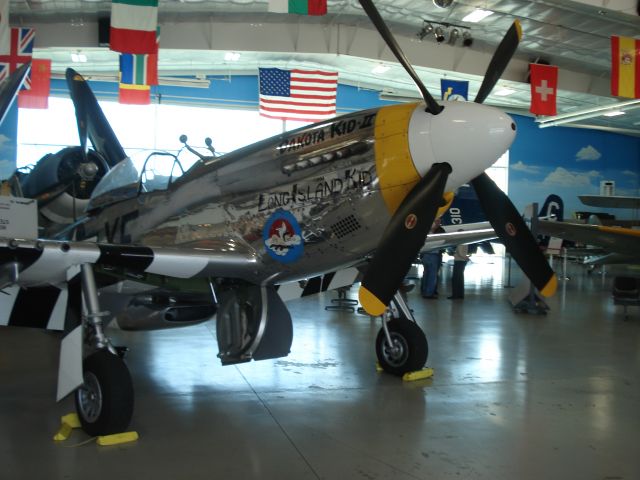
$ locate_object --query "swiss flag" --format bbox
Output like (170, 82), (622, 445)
(529, 64), (558, 116)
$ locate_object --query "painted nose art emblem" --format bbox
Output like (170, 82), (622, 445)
(505, 222), (517, 236)
(263, 210), (304, 263)
(405, 214), (418, 230)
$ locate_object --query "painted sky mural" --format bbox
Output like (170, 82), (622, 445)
(0, 102), (18, 180)
(509, 115), (640, 220)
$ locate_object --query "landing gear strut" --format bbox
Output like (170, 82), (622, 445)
(375, 292), (428, 376)
(74, 264), (134, 436)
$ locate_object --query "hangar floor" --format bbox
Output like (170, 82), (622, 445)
(1, 258), (639, 480)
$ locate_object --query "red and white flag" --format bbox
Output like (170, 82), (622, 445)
(529, 64), (558, 116)
(110, 0), (158, 54)
(259, 68), (338, 122)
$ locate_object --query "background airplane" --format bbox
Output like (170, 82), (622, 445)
(0, 0), (556, 437)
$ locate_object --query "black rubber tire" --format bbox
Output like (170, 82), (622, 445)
(74, 350), (134, 437)
(375, 319), (428, 376)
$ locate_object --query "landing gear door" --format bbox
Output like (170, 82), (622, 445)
(216, 285), (293, 365)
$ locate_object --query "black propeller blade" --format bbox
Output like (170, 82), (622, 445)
(474, 20), (522, 104)
(470, 172), (556, 296)
(359, 163), (452, 316)
(66, 68), (127, 168)
(467, 20), (555, 295)
(358, 0), (442, 114)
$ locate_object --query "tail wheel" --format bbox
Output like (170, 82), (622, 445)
(375, 319), (428, 376)
(75, 349), (134, 436)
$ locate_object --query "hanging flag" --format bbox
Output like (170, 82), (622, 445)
(117, 26), (158, 105)
(440, 79), (469, 101)
(119, 84), (151, 105)
(259, 68), (337, 122)
(0, 0), (9, 58)
(110, 0), (158, 54)
(18, 58), (50, 109)
(611, 35), (640, 99)
(529, 63), (558, 116)
(0, 28), (35, 83)
(119, 53), (157, 86)
(268, 0), (327, 15)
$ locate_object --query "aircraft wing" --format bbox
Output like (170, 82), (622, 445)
(578, 195), (640, 209)
(421, 222), (497, 252)
(0, 238), (259, 288)
(538, 220), (640, 257)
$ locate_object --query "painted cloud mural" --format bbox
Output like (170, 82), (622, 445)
(508, 115), (640, 219)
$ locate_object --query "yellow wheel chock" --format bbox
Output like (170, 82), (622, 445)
(375, 363), (435, 381)
(53, 413), (139, 445)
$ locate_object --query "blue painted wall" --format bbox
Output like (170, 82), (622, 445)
(0, 101), (18, 178)
(50, 75), (397, 112)
(509, 114), (640, 219)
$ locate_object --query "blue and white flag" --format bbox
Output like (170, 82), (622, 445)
(440, 79), (468, 101)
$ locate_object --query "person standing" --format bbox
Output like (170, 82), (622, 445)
(448, 243), (470, 300)
(420, 219), (444, 299)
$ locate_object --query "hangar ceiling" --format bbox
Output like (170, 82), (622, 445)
(9, 0), (640, 135)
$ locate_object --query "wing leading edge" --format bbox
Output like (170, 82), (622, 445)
(538, 220), (640, 258)
(0, 238), (259, 287)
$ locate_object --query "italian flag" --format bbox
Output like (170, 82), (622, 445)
(110, 0), (158, 55)
(268, 0), (327, 15)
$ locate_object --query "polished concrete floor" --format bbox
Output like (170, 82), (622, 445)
(1, 257), (639, 479)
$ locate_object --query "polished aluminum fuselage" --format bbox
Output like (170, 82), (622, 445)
(80, 108), (387, 285)
(77, 100), (515, 286)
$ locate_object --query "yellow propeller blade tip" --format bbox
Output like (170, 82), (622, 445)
(514, 19), (523, 41)
(359, 286), (387, 316)
(540, 274), (557, 297)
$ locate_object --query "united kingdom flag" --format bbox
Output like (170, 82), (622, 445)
(0, 28), (35, 85)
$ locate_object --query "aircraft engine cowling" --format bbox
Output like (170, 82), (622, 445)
(18, 146), (109, 225)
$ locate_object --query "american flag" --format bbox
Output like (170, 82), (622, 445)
(259, 68), (338, 122)
(0, 28), (35, 84)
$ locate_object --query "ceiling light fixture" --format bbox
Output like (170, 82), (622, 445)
(435, 26), (445, 43)
(417, 22), (434, 41)
(536, 99), (640, 128)
(433, 0), (454, 8)
(462, 30), (473, 47)
(224, 52), (241, 61)
(71, 51), (87, 63)
(448, 28), (459, 45)
(494, 88), (516, 96)
(372, 64), (390, 74)
(462, 9), (494, 23)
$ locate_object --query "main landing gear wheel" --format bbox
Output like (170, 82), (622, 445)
(74, 349), (134, 436)
(375, 319), (428, 376)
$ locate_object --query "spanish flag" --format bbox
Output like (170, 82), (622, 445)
(611, 35), (640, 99)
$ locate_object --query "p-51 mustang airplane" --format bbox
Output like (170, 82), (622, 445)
(0, 0), (556, 436)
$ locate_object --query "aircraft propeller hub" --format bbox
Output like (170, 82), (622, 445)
(407, 102), (516, 191)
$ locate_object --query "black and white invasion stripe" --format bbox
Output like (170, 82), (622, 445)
(276, 267), (361, 302)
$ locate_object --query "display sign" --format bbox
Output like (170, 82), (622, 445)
(0, 196), (37, 239)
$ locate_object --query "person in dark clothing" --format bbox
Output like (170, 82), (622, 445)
(420, 219), (445, 299)
(448, 243), (469, 299)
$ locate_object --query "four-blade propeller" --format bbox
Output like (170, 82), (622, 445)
(358, 1), (556, 316)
